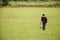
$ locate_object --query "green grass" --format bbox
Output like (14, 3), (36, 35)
(0, 7), (60, 40)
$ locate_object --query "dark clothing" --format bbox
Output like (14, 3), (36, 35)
(42, 23), (46, 30)
(41, 16), (47, 23)
(41, 16), (47, 30)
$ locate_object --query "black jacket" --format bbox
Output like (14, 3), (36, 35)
(41, 16), (47, 23)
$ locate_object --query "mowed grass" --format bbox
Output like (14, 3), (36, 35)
(0, 7), (60, 40)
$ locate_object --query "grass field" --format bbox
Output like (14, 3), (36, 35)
(0, 7), (60, 40)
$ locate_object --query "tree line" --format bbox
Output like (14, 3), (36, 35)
(0, 0), (60, 6)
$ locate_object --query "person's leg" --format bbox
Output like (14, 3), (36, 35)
(43, 24), (45, 30)
(43, 23), (46, 30)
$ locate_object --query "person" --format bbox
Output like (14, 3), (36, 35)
(41, 14), (47, 30)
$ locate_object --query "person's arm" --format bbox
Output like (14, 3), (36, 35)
(46, 17), (47, 23)
(41, 17), (42, 21)
(40, 17), (42, 25)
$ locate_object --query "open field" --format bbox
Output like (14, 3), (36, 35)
(0, 7), (60, 40)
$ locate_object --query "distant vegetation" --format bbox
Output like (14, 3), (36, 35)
(0, 0), (60, 7)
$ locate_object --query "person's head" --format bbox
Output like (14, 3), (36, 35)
(42, 14), (45, 16)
